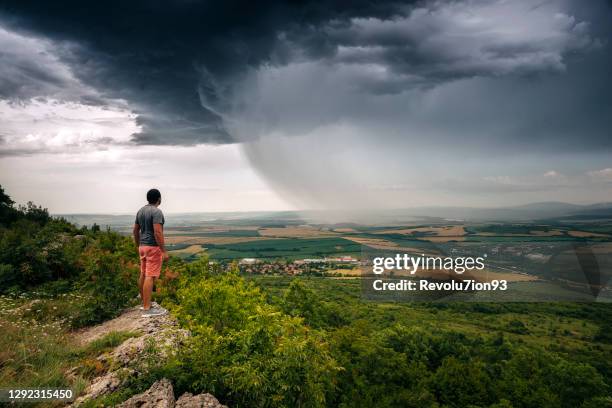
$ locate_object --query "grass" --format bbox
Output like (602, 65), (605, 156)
(82, 330), (140, 355)
(0, 292), (140, 406)
(0, 317), (76, 388)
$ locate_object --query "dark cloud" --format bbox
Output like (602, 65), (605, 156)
(277, 0), (603, 89)
(0, 24), (87, 101)
(0, 1), (611, 158)
(0, 0), (408, 144)
(1, 1), (610, 148)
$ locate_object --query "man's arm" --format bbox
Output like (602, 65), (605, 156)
(133, 223), (140, 248)
(153, 223), (169, 260)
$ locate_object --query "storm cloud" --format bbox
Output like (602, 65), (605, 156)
(2, 0), (608, 145)
(0, 0), (611, 211)
(0, 0), (409, 144)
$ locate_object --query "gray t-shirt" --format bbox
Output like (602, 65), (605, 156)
(135, 204), (165, 246)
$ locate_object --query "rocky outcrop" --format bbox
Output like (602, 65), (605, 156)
(114, 379), (227, 408)
(97, 326), (189, 368)
(117, 379), (174, 408)
(175, 392), (227, 408)
(69, 305), (189, 406)
(76, 371), (123, 402)
(68, 306), (226, 407)
(73, 305), (178, 346)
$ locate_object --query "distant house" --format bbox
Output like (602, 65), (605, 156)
(301, 258), (326, 264)
(295, 256), (359, 265)
(324, 256), (359, 264)
(239, 258), (258, 265)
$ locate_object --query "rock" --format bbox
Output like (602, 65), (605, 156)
(68, 306), (204, 407)
(97, 327), (190, 369)
(87, 372), (122, 397)
(176, 392), (228, 408)
(73, 305), (178, 346)
(70, 306), (190, 406)
(71, 371), (122, 405)
(116, 379), (174, 408)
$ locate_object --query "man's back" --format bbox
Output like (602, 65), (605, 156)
(135, 204), (165, 246)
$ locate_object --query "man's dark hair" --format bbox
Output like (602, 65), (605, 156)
(146, 188), (161, 204)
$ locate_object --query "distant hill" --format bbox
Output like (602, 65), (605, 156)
(393, 202), (612, 222)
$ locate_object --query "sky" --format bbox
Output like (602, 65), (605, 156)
(0, 0), (611, 214)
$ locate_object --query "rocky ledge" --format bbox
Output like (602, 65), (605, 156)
(117, 379), (227, 408)
(67, 305), (225, 407)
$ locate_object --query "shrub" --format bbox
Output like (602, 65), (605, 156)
(164, 261), (341, 407)
(71, 239), (139, 328)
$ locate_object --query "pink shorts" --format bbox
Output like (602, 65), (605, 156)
(139, 246), (163, 278)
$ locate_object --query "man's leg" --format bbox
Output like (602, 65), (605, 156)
(142, 246), (162, 310)
(143, 276), (155, 310)
(138, 246), (146, 304)
(139, 272), (145, 303)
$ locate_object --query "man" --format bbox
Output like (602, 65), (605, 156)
(133, 188), (169, 317)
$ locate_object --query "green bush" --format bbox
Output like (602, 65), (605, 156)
(0, 209), (87, 290)
(70, 236), (139, 328)
(0, 185), (141, 327)
(161, 259), (341, 407)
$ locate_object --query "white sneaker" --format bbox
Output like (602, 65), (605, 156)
(139, 301), (159, 310)
(141, 308), (167, 318)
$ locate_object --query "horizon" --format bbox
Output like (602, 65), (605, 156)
(45, 200), (612, 227)
(50, 200), (612, 217)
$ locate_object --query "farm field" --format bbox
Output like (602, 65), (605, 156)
(205, 237), (362, 260)
(163, 219), (612, 270)
(161, 217), (612, 304)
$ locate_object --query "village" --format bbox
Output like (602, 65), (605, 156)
(235, 256), (361, 276)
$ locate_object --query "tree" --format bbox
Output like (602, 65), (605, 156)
(0, 184), (18, 225)
(0, 185), (14, 207)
